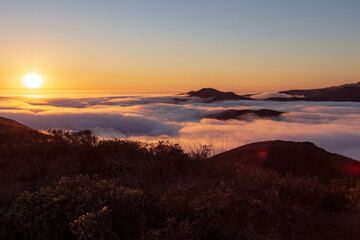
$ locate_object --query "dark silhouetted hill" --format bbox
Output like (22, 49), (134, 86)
(189, 83), (360, 102)
(309, 86), (360, 102)
(281, 88), (335, 98)
(204, 109), (284, 120)
(187, 88), (250, 102)
(210, 140), (360, 180)
(279, 82), (360, 101)
(265, 97), (305, 101)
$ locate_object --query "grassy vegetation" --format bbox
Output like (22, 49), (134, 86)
(1, 129), (360, 239)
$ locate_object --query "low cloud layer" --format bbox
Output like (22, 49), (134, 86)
(0, 111), (180, 138)
(250, 92), (299, 99)
(1, 94), (360, 159)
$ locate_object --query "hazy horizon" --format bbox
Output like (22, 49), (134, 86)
(1, 79), (360, 97)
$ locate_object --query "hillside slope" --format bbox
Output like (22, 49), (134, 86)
(280, 82), (360, 98)
(309, 86), (360, 102)
(210, 140), (360, 180)
(0, 116), (33, 132)
(1, 117), (360, 239)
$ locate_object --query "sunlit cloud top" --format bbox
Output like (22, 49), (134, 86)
(1, 94), (360, 159)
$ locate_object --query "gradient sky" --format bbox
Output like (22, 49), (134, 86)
(1, 0), (359, 92)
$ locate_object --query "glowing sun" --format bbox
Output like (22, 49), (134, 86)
(23, 73), (44, 89)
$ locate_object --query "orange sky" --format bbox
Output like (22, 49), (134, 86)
(1, 1), (359, 93)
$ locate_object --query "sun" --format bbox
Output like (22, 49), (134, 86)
(23, 73), (44, 89)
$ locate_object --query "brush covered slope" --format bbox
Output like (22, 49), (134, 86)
(1, 118), (360, 240)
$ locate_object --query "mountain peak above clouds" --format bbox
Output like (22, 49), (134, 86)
(187, 88), (251, 102)
(280, 82), (360, 100)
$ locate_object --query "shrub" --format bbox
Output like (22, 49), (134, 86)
(53, 175), (115, 221)
(70, 206), (111, 240)
(345, 179), (360, 205)
(144, 217), (193, 240)
(3, 175), (145, 239)
(4, 187), (62, 239)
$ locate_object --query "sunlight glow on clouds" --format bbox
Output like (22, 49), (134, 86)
(1, 94), (360, 159)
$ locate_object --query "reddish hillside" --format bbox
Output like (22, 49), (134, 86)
(210, 140), (360, 180)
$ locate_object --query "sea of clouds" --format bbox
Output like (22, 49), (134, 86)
(1, 93), (360, 159)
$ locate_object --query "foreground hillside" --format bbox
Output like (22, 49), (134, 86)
(1, 117), (360, 240)
(211, 140), (360, 180)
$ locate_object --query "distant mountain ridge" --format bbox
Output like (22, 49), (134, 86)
(309, 86), (360, 102)
(187, 88), (250, 102)
(204, 109), (284, 120)
(278, 82), (360, 102)
(210, 140), (360, 180)
(186, 82), (360, 102)
(281, 82), (360, 98)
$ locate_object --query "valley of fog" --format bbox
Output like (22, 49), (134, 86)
(1, 93), (360, 160)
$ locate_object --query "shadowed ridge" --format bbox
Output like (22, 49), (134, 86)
(187, 88), (250, 102)
(309, 86), (360, 102)
(204, 109), (284, 120)
(280, 82), (360, 99)
(280, 88), (335, 98)
(210, 140), (360, 180)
